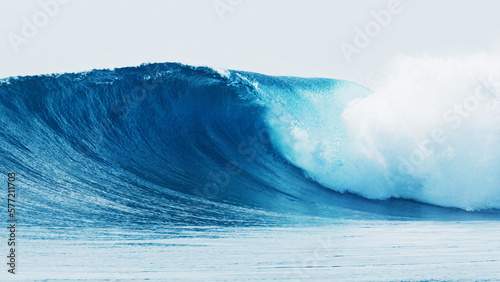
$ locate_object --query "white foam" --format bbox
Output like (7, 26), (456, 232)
(267, 55), (500, 210)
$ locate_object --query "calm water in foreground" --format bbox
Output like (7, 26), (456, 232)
(6, 220), (500, 281)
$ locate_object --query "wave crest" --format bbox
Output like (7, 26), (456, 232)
(265, 56), (500, 210)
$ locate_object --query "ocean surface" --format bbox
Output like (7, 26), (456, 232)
(1, 62), (500, 280)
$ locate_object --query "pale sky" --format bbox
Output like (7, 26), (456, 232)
(1, 0), (500, 87)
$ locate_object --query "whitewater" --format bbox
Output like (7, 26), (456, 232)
(258, 55), (500, 211)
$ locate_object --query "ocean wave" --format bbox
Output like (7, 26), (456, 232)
(1, 62), (499, 227)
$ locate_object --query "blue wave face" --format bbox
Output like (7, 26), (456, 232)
(0, 63), (498, 227)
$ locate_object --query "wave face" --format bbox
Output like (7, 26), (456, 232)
(1, 62), (499, 226)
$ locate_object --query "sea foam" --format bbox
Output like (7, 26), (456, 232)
(265, 56), (500, 210)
